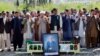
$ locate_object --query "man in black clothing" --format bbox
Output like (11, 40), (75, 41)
(50, 8), (60, 31)
(11, 12), (24, 51)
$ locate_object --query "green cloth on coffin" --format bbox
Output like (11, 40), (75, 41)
(26, 40), (33, 44)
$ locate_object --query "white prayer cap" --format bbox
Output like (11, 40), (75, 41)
(40, 11), (45, 14)
(26, 12), (30, 15)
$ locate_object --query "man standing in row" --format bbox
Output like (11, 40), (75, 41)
(50, 8), (60, 32)
(0, 12), (11, 52)
(11, 12), (24, 51)
(85, 9), (98, 48)
(62, 9), (75, 41)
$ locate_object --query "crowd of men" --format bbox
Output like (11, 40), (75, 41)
(0, 8), (100, 52)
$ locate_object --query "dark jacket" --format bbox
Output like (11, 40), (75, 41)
(0, 17), (12, 33)
(50, 15), (60, 31)
(0, 17), (4, 33)
(5, 20), (12, 33)
(62, 16), (75, 31)
(11, 17), (22, 34)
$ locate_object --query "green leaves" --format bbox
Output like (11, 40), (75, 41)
(0, 2), (15, 12)
(0, 1), (100, 12)
(16, 0), (19, 7)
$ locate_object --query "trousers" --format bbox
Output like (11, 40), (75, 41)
(0, 32), (11, 50)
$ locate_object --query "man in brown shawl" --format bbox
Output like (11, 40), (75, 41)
(85, 9), (98, 48)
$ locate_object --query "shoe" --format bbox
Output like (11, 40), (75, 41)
(0, 49), (2, 51)
(7, 49), (11, 52)
(14, 49), (16, 51)
(0, 50), (4, 52)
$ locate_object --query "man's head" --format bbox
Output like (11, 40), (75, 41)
(2, 11), (6, 17)
(52, 8), (58, 15)
(96, 11), (100, 18)
(31, 11), (37, 17)
(15, 11), (19, 17)
(40, 11), (45, 18)
(12, 11), (15, 15)
(65, 9), (69, 16)
(79, 10), (83, 16)
(26, 12), (31, 19)
(37, 10), (40, 16)
(90, 9), (95, 16)
(83, 8), (87, 14)
(95, 7), (99, 13)
(45, 11), (50, 17)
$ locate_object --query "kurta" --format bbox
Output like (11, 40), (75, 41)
(34, 18), (39, 41)
(72, 14), (79, 36)
(3, 16), (11, 50)
(62, 15), (75, 41)
(11, 17), (23, 51)
(45, 16), (50, 33)
(31, 17), (35, 39)
(24, 19), (33, 43)
(38, 18), (47, 41)
(78, 17), (86, 47)
(85, 16), (98, 48)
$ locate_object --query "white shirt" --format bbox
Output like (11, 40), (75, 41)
(3, 16), (6, 24)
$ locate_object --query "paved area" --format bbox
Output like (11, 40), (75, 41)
(0, 48), (100, 56)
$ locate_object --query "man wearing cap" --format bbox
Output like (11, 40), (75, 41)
(38, 11), (48, 41)
(23, 12), (34, 44)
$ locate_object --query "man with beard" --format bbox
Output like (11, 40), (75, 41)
(76, 10), (86, 47)
(85, 9), (98, 48)
(95, 12), (100, 47)
(62, 9), (75, 41)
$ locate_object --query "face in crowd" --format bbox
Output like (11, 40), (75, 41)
(65, 9), (69, 16)
(52, 8), (58, 15)
(15, 12), (19, 17)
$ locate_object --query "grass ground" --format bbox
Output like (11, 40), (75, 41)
(0, 2), (100, 12)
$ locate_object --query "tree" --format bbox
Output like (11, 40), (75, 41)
(16, 0), (19, 7)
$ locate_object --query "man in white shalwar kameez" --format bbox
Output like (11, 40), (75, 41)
(23, 13), (33, 45)
(77, 13), (87, 47)
(38, 11), (47, 41)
